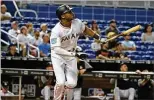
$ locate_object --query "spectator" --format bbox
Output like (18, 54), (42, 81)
(5, 44), (20, 57)
(30, 29), (43, 57)
(136, 69), (154, 100)
(91, 39), (101, 51)
(40, 23), (48, 38)
(17, 26), (33, 44)
(0, 81), (14, 96)
(121, 34), (136, 51)
(38, 34), (50, 57)
(113, 42), (130, 60)
(17, 26), (33, 56)
(8, 21), (20, 44)
(26, 22), (34, 36)
(31, 29), (42, 46)
(106, 32), (118, 50)
(1, 4), (12, 24)
(96, 43), (112, 60)
(141, 24), (154, 42)
(110, 64), (136, 100)
(91, 20), (101, 34)
(105, 19), (120, 36)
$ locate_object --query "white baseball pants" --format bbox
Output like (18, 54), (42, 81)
(66, 88), (82, 100)
(51, 57), (78, 100)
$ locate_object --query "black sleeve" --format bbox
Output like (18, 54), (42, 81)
(96, 50), (101, 56)
(77, 61), (85, 70)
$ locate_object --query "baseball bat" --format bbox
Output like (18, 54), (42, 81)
(104, 25), (142, 43)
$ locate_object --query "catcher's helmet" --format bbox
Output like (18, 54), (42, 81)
(56, 4), (73, 19)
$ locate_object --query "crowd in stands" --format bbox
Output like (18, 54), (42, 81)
(1, 4), (51, 57)
(1, 3), (154, 100)
(1, 4), (154, 60)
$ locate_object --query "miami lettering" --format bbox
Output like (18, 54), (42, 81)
(61, 33), (80, 42)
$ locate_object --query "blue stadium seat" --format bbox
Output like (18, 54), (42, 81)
(148, 46), (154, 51)
(52, 18), (59, 24)
(1, 52), (6, 57)
(134, 55), (141, 60)
(136, 31), (142, 37)
(142, 55), (151, 60)
(84, 49), (95, 55)
(77, 39), (87, 44)
(88, 54), (96, 59)
(33, 23), (41, 28)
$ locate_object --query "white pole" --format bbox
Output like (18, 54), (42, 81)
(19, 76), (22, 100)
(12, 0), (23, 17)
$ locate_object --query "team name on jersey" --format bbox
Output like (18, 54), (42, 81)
(61, 33), (80, 42)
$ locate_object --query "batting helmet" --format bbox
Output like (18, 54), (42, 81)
(56, 4), (73, 19)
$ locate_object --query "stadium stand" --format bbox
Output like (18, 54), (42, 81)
(1, 1), (154, 100)
(1, 15), (154, 60)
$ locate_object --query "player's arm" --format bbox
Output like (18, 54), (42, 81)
(83, 26), (100, 40)
(50, 37), (76, 57)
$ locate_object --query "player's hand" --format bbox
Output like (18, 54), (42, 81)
(71, 52), (80, 57)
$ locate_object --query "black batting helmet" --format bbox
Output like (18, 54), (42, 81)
(56, 4), (73, 19)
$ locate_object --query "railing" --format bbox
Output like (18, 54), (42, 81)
(1, 68), (53, 100)
(1, 39), (10, 46)
(14, 9), (38, 19)
(12, 0), (38, 19)
(27, 43), (40, 58)
(1, 29), (20, 53)
(12, 0), (23, 18)
(1, 29), (40, 58)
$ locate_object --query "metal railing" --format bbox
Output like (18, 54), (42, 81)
(13, 0), (38, 19)
(12, 0), (23, 18)
(1, 29), (40, 58)
(27, 43), (40, 58)
(1, 39), (10, 46)
(14, 9), (38, 19)
(1, 29), (20, 53)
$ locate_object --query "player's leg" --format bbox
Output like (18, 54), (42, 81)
(66, 88), (74, 100)
(51, 57), (66, 100)
(65, 58), (78, 100)
(65, 58), (78, 88)
(73, 88), (82, 100)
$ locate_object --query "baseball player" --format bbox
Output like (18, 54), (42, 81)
(50, 4), (100, 100)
